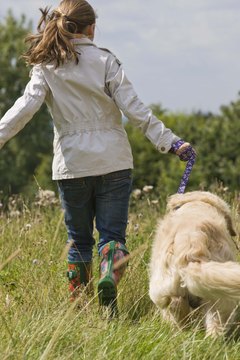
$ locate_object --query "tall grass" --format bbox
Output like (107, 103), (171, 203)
(0, 188), (240, 359)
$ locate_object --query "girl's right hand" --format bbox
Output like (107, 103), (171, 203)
(170, 140), (196, 161)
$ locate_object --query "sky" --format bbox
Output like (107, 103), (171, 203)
(1, 0), (240, 114)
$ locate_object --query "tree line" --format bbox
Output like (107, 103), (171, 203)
(0, 13), (239, 203)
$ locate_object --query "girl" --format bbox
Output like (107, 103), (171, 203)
(0, 0), (195, 310)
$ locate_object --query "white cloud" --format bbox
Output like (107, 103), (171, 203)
(1, 0), (240, 112)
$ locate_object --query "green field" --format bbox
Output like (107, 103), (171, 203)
(0, 189), (240, 360)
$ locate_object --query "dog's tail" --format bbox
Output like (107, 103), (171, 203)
(180, 261), (240, 301)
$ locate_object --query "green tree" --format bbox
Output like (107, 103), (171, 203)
(0, 12), (53, 198)
(126, 100), (240, 195)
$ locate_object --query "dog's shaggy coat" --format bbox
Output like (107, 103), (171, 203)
(149, 191), (239, 337)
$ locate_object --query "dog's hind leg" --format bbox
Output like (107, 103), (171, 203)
(205, 307), (224, 338)
(149, 267), (184, 309)
(204, 300), (237, 338)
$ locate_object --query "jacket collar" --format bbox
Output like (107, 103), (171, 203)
(71, 37), (96, 47)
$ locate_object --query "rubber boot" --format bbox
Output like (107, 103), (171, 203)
(67, 262), (93, 302)
(98, 241), (129, 315)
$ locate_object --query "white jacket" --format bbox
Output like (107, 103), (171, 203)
(0, 37), (180, 180)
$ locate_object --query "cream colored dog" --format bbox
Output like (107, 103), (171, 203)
(149, 191), (239, 337)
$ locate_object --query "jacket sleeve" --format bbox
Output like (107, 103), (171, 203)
(0, 65), (49, 150)
(105, 56), (180, 153)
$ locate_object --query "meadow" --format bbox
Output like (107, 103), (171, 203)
(0, 187), (240, 360)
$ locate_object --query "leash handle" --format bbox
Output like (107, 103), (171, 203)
(170, 140), (196, 194)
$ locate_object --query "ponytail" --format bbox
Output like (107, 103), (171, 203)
(23, 0), (96, 67)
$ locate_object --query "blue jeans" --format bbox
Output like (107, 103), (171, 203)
(57, 169), (132, 263)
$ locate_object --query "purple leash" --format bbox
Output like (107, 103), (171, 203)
(170, 140), (196, 194)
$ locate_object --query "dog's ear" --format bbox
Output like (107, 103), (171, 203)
(225, 215), (237, 237)
(166, 191), (215, 212)
(166, 192), (197, 212)
(203, 192), (237, 237)
(167, 194), (184, 211)
(205, 192), (237, 237)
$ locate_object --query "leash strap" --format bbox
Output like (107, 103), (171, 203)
(170, 140), (196, 194)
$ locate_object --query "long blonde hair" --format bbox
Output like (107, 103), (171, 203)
(23, 0), (96, 67)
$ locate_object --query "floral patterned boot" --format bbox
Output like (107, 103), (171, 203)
(67, 262), (93, 302)
(98, 241), (129, 314)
